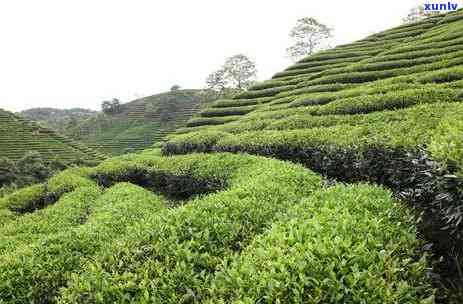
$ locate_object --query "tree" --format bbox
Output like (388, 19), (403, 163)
(206, 69), (228, 92)
(101, 98), (122, 114)
(0, 157), (17, 186)
(170, 85), (181, 91)
(16, 151), (50, 185)
(402, 5), (440, 24)
(222, 54), (257, 90)
(205, 54), (257, 93)
(286, 17), (333, 62)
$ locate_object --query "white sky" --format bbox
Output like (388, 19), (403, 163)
(0, 0), (451, 112)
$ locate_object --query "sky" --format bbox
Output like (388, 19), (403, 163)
(0, 0), (451, 112)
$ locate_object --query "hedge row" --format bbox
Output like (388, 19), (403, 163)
(53, 153), (323, 303)
(0, 183), (48, 214)
(302, 56), (463, 87)
(310, 88), (463, 116)
(298, 49), (384, 64)
(198, 105), (257, 118)
(0, 182), (167, 303)
(354, 50), (463, 72)
(386, 36), (463, 56)
(186, 116), (240, 127)
(0, 167), (96, 215)
(285, 56), (371, 71)
(273, 62), (353, 79)
(163, 129), (463, 253)
(217, 102), (461, 134)
(208, 184), (433, 303)
(289, 82), (425, 108)
(0, 186), (102, 254)
(235, 85), (297, 99)
(211, 98), (262, 108)
(368, 43), (463, 64)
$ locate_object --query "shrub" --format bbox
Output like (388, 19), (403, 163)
(58, 154), (322, 303)
(198, 105), (257, 117)
(0, 183), (167, 303)
(0, 186), (102, 254)
(0, 184), (49, 213)
(0, 157), (17, 186)
(235, 85), (297, 99)
(429, 118), (463, 176)
(211, 98), (260, 108)
(286, 56), (370, 71)
(186, 116), (240, 127)
(208, 185), (434, 303)
(46, 167), (95, 195)
(311, 88), (463, 116)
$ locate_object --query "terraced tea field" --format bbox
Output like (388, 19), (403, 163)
(2, 9), (463, 304)
(0, 109), (105, 162)
(68, 89), (215, 155)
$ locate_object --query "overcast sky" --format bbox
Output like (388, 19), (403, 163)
(0, 0), (443, 112)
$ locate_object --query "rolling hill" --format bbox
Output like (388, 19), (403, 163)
(19, 108), (97, 133)
(1, 9), (463, 303)
(68, 89), (216, 155)
(0, 108), (106, 162)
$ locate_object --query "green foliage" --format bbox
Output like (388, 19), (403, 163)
(0, 183), (166, 303)
(0, 109), (105, 163)
(310, 88), (463, 116)
(3, 9), (463, 303)
(19, 107), (97, 133)
(0, 157), (17, 186)
(59, 154), (322, 303)
(186, 116), (240, 127)
(46, 167), (95, 195)
(101, 98), (122, 115)
(198, 105), (257, 117)
(0, 186), (102, 254)
(0, 151), (98, 198)
(208, 185), (433, 303)
(69, 89), (215, 155)
(429, 118), (463, 175)
(16, 151), (51, 185)
(0, 184), (47, 213)
(164, 13), (463, 300)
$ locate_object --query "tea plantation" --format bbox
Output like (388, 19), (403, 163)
(2, 9), (463, 304)
(0, 109), (105, 162)
(68, 89), (216, 155)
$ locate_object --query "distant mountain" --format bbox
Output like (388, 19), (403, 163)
(20, 107), (97, 133)
(67, 89), (217, 155)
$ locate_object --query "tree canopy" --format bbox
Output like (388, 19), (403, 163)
(286, 17), (333, 61)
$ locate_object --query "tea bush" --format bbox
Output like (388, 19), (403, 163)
(208, 185), (434, 304)
(0, 183), (167, 303)
(0, 186), (102, 254)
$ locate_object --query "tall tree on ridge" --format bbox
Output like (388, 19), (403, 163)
(205, 54), (257, 94)
(287, 17), (333, 62)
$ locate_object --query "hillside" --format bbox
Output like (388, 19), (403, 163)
(19, 108), (97, 133)
(164, 9), (463, 301)
(1, 9), (463, 303)
(0, 108), (106, 162)
(68, 89), (216, 155)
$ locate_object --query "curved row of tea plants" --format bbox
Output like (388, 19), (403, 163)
(0, 152), (435, 303)
(165, 9), (463, 301)
(0, 109), (105, 162)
